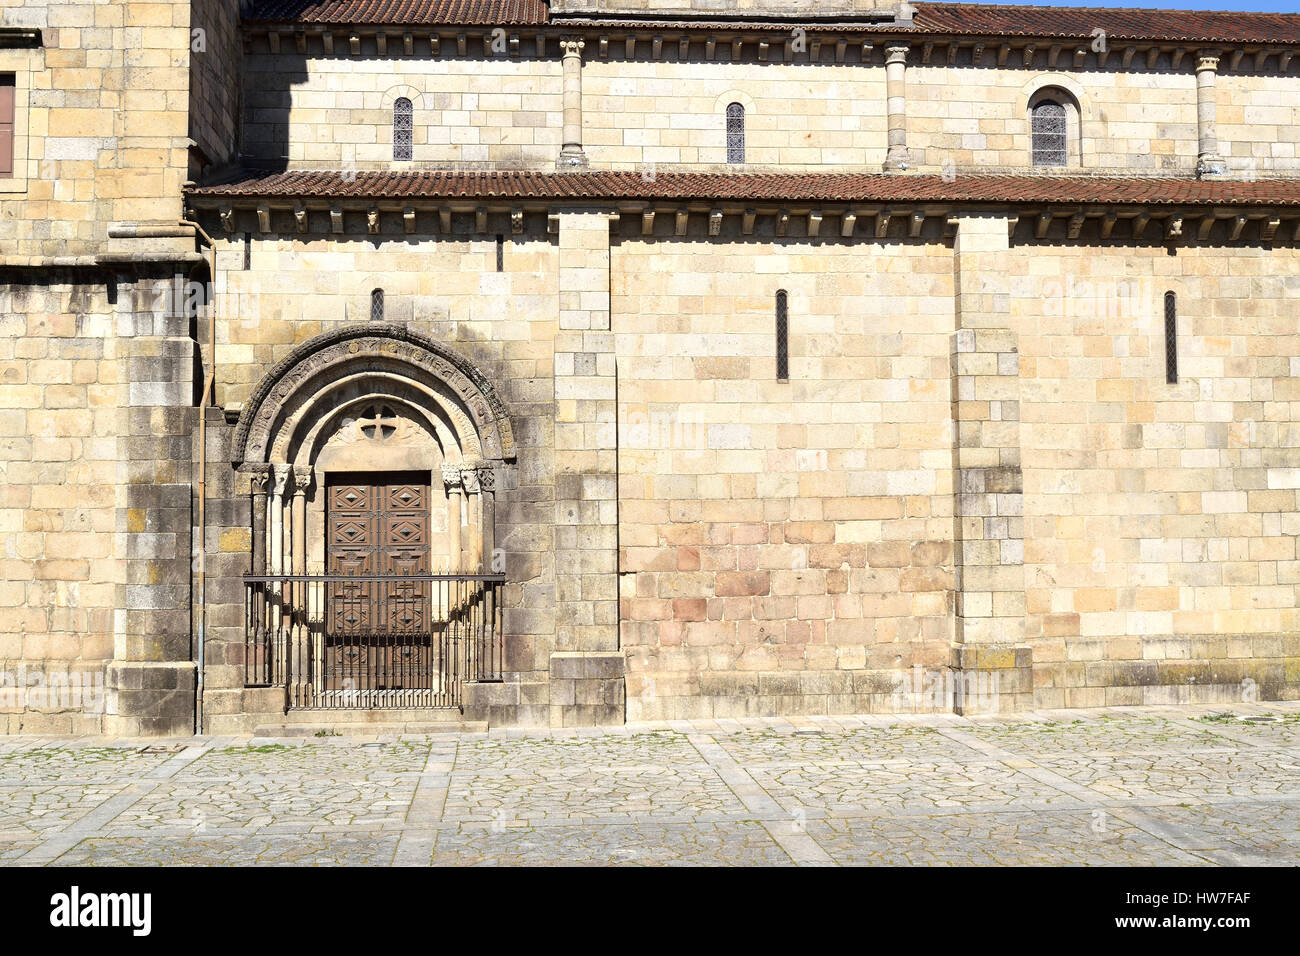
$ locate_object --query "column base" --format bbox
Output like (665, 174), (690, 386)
(883, 146), (913, 172)
(106, 662), (196, 736)
(549, 651), (625, 726)
(556, 147), (589, 170)
(1196, 156), (1228, 178)
(949, 642), (1034, 714)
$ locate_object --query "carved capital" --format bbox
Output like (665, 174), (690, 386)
(442, 464), (462, 489)
(246, 465), (271, 496)
(292, 467), (314, 496)
(461, 463), (482, 494)
(476, 463), (496, 493)
(271, 465), (292, 497)
(560, 37), (585, 58)
(885, 44), (910, 65)
(1196, 49), (1221, 73)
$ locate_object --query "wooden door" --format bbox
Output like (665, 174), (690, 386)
(325, 473), (432, 692)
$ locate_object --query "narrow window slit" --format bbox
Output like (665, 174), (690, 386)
(1164, 291), (1178, 384)
(371, 288), (385, 322)
(775, 289), (789, 382)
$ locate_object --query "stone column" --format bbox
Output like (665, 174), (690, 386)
(290, 469), (309, 578)
(462, 466), (483, 572)
(269, 466), (289, 577)
(950, 214), (1032, 713)
(1195, 50), (1227, 178)
(269, 465), (291, 696)
(249, 468), (269, 577)
(442, 464), (463, 573)
(557, 38), (589, 169)
(884, 44), (912, 171)
(289, 467), (311, 707)
(248, 467), (270, 672)
(550, 210), (625, 726)
(477, 463), (497, 573)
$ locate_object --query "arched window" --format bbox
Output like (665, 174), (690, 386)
(726, 102), (745, 164)
(370, 288), (385, 322)
(775, 290), (789, 381)
(1031, 98), (1068, 167)
(393, 97), (413, 161)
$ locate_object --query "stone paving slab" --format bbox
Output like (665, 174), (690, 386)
(0, 702), (1292, 866)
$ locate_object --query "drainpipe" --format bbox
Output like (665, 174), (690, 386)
(180, 219), (218, 736)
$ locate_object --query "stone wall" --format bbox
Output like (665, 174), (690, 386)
(1011, 239), (1300, 706)
(0, 1), (195, 260)
(0, 267), (199, 734)
(241, 54), (563, 169)
(612, 224), (957, 719)
(235, 41), (1298, 175)
(189, 0), (244, 177)
(199, 216), (563, 729)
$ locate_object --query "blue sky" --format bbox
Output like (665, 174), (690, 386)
(955, 0), (1298, 10)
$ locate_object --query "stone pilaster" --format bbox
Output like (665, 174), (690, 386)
(950, 215), (1031, 713)
(557, 38), (589, 169)
(883, 44), (912, 171)
(108, 272), (198, 736)
(1194, 50), (1227, 179)
(550, 210), (623, 725)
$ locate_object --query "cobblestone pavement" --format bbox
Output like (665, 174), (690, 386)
(3, 703), (1298, 866)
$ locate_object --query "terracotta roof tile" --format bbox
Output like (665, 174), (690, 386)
(247, 0), (549, 26)
(186, 169), (1300, 207)
(911, 4), (1300, 45)
(244, 1), (1300, 45)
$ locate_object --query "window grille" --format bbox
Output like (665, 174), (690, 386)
(726, 102), (745, 164)
(371, 288), (385, 322)
(393, 97), (413, 161)
(776, 290), (789, 381)
(1031, 99), (1067, 167)
(1164, 291), (1178, 384)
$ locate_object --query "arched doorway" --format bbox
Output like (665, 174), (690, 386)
(233, 325), (515, 711)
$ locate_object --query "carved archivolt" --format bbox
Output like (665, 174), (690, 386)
(233, 323), (515, 468)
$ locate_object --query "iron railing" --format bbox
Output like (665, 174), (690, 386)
(243, 573), (505, 710)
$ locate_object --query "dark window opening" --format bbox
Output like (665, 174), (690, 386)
(726, 102), (745, 164)
(1031, 99), (1067, 167)
(1164, 291), (1178, 384)
(0, 74), (14, 178)
(775, 289), (789, 381)
(371, 288), (385, 322)
(393, 97), (413, 161)
(496, 234), (504, 272)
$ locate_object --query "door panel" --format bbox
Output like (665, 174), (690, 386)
(325, 473), (432, 691)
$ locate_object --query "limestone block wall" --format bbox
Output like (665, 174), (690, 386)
(240, 54), (563, 168)
(1012, 240), (1300, 706)
(236, 47), (1297, 176)
(0, 268), (198, 735)
(909, 64), (1201, 174)
(202, 219), (563, 728)
(0, 275), (121, 732)
(612, 228), (957, 719)
(1217, 72), (1300, 175)
(0, 1), (194, 259)
(582, 60), (888, 169)
(188, 0), (243, 177)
